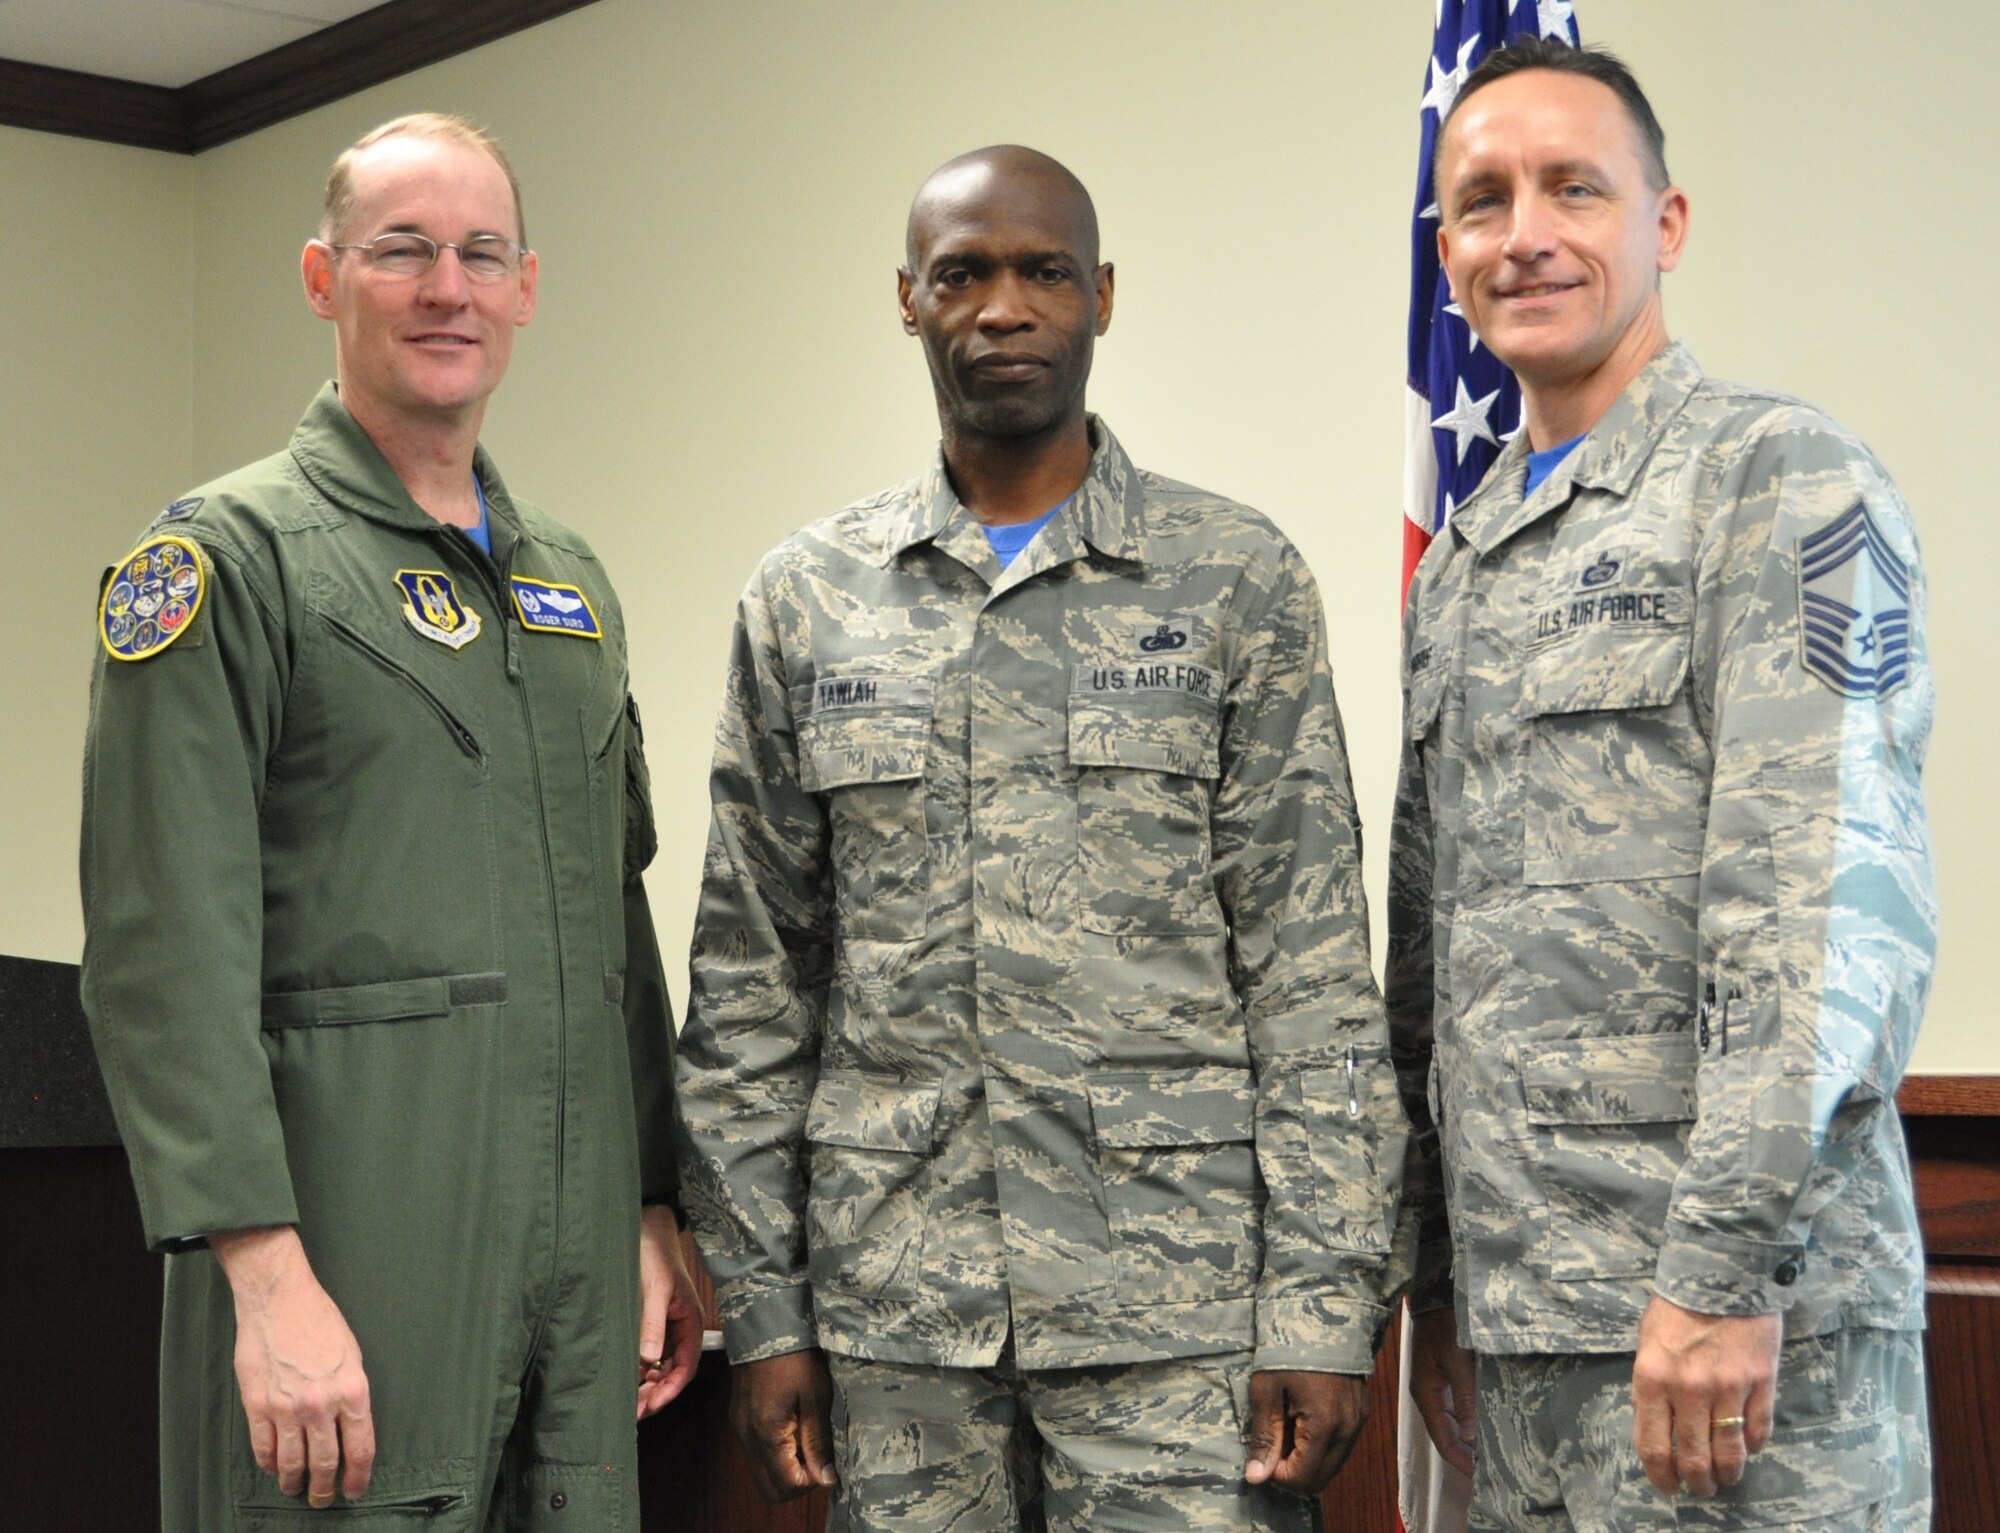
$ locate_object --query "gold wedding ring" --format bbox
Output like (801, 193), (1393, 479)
(1712, 1415), (1747, 1430)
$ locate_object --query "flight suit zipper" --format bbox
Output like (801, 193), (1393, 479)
(320, 612), (482, 759)
(443, 523), (572, 1347)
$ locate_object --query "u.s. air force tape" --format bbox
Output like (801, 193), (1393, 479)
(100, 535), (204, 662)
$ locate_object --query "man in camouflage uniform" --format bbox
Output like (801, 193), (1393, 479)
(1392, 40), (1935, 1531)
(675, 146), (1408, 1531)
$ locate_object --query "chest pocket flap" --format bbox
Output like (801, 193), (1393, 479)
(1522, 590), (1692, 717)
(794, 674), (934, 791)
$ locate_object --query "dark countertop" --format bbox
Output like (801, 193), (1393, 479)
(0, 952), (119, 1148)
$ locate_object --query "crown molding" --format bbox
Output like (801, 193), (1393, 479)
(0, 0), (604, 155)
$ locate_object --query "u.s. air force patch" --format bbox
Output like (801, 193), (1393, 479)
(395, 569), (481, 650)
(1798, 502), (1911, 699)
(100, 535), (204, 661)
(510, 575), (601, 638)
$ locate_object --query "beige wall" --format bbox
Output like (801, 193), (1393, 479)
(0, 128), (194, 962)
(4, 0), (1992, 1072)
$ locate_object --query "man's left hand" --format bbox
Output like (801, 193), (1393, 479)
(1243, 1369), (1370, 1495)
(636, 1206), (703, 1417)
(1631, 1295), (1781, 1497)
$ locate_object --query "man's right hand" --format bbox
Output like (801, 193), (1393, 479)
(730, 1348), (838, 1504)
(210, 1226), (375, 1508)
(1409, 1304), (1478, 1477)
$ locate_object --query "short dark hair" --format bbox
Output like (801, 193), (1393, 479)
(1437, 38), (1670, 194)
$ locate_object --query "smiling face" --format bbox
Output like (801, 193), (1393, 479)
(897, 154), (1113, 448)
(302, 132), (538, 435)
(1436, 69), (1687, 436)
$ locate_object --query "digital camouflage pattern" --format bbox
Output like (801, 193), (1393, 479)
(1387, 343), (1937, 1362)
(1469, 1328), (1929, 1530)
(826, 1347), (1319, 1533)
(677, 420), (1407, 1376)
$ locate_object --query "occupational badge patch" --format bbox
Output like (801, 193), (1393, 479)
(101, 535), (204, 661)
(1135, 615), (1192, 654)
(394, 569), (482, 650)
(510, 575), (602, 639)
(155, 496), (203, 524)
(1577, 546), (1627, 590)
(1798, 502), (1911, 699)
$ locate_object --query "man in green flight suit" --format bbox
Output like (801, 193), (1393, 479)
(80, 114), (699, 1529)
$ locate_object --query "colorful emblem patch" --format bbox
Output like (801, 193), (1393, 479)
(394, 570), (482, 650)
(509, 575), (602, 639)
(101, 535), (204, 661)
(1798, 503), (1911, 699)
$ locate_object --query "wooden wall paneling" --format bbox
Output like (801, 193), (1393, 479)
(1924, 1266), (2000, 1533)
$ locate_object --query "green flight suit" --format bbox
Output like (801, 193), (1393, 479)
(80, 386), (680, 1531)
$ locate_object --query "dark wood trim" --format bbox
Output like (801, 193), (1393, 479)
(0, 0), (604, 155)
(1898, 1074), (2000, 1117)
(0, 58), (185, 152)
(180, 0), (607, 153)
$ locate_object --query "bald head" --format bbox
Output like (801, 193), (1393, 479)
(905, 145), (1099, 272)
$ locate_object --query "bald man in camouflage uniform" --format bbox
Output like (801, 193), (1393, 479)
(675, 147), (1408, 1532)
(1393, 40), (1934, 1532)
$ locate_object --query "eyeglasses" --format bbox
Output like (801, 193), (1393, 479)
(320, 233), (528, 282)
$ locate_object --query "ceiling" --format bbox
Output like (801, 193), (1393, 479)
(0, 0), (382, 89)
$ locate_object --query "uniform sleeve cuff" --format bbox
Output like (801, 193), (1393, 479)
(717, 1279), (816, 1365)
(1653, 1220), (1805, 1316)
(1254, 1294), (1390, 1376)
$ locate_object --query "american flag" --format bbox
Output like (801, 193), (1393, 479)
(1401, 0), (1582, 598)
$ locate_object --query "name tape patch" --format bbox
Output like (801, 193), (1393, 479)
(791, 674), (937, 717)
(101, 535), (204, 662)
(510, 575), (602, 639)
(1073, 661), (1220, 702)
(395, 569), (482, 650)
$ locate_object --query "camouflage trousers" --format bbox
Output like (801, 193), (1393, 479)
(825, 1347), (1321, 1533)
(1469, 1327), (1930, 1531)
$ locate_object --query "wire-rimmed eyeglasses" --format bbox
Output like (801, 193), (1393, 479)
(317, 233), (528, 282)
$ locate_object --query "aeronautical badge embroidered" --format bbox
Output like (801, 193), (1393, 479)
(155, 496), (202, 524)
(101, 535), (204, 661)
(510, 575), (602, 639)
(1798, 503), (1911, 699)
(394, 569), (482, 650)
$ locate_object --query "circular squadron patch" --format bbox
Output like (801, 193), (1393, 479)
(101, 535), (204, 661)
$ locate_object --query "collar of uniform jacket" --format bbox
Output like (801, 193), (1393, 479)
(286, 381), (519, 541)
(879, 414), (1148, 573)
(1447, 341), (1707, 557)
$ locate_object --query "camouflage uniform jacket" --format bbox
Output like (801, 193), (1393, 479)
(678, 420), (1406, 1375)
(1388, 344), (1936, 1355)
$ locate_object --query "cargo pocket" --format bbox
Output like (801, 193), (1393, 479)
(1069, 691), (1223, 936)
(796, 678), (934, 942)
(1089, 1067), (1260, 1305)
(231, 1456), (476, 1523)
(1302, 1045), (1407, 1255)
(804, 1071), (942, 1300)
(1523, 1032), (1696, 1279)
(1520, 619), (1705, 884)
